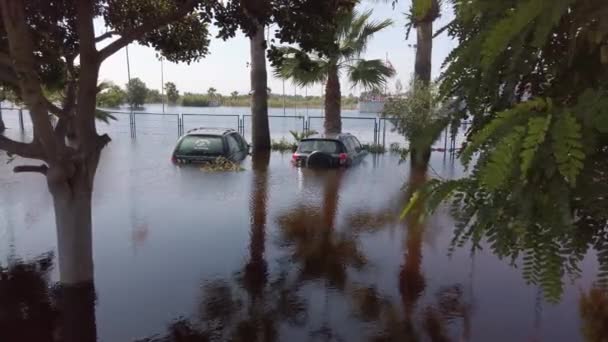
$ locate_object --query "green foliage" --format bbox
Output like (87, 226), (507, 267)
(289, 130), (317, 142)
(382, 81), (452, 160)
(273, 9), (394, 95)
(181, 93), (212, 107)
(165, 82), (179, 104)
(94, 109), (117, 124)
(479, 126), (525, 190)
(271, 139), (297, 153)
(126, 78), (148, 109)
(362, 143), (386, 154)
(97, 83), (126, 108)
(146, 89), (163, 103)
(552, 111), (585, 186)
(520, 115), (552, 179)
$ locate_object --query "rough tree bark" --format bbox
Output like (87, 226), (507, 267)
(250, 23), (271, 152)
(410, 8), (435, 170)
(0, 107), (5, 133)
(414, 20), (433, 85)
(324, 64), (342, 134)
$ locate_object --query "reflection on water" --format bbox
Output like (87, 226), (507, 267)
(0, 147), (605, 341)
(0, 254), (97, 342)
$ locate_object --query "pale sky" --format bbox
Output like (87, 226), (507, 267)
(97, 1), (456, 97)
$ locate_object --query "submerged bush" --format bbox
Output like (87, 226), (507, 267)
(200, 157), (244, 172)
(272, 139), (297, 152)
(362, 144), (386, 154)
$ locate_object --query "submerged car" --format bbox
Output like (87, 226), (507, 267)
(172, 128), (249, 164)
(292, 133), (367, 168)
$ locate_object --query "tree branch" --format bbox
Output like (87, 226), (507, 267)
(13, 164), (48, 175)
(98, 0), (201, 62)
(94, 31), (117, 43)
(0, 135), (44, 160)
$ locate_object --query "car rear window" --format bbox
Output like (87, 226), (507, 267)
(297, 139), (342, 154)
(176, 135), (224, 156)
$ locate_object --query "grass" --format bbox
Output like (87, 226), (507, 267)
(200, 157), (244, 172)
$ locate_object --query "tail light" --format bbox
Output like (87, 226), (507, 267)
(339, 153), (348, 165)
(171, 155), (177, 164)
(292, 153), (298, 162)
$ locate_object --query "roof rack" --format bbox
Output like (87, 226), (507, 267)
(186, 127), (236, 135)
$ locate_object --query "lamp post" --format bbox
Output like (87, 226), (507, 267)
(160, 57), (165, 114)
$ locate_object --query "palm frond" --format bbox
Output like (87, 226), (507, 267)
(273, 47), (329, 87)
(340, 10), (393, 58)
(95, 109), (117, 124)
(347, 59), (395, 90)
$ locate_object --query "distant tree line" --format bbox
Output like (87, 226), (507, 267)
(96, 81), (359, 109)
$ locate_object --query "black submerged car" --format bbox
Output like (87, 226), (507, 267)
(292, 133), (368, 168)
(172, 128), (249, 164)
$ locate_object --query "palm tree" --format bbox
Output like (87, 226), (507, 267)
(406, 0), (441, 85)
(274, 10), (395, 134)
(250, 23), (271, 152)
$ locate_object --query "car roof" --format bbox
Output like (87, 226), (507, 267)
(185, 127), (237, 136)
(303, 133), (355, 141)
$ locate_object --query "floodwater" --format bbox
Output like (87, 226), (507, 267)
(0, 119), (603, 342)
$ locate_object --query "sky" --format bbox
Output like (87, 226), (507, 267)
(96, 1), (457, 97)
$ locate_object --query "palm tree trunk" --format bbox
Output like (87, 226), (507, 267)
(414, 20), (433, 85)
(250, 23), (271, 152)
(411, 11), (435, 170)
(324, 65), (342, 134)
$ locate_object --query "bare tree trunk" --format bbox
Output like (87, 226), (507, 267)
(324, 65), (342, 134)
(0, 107), (5, 133)
(250, 23), (271, 152)
(50, 166), (96, 285)
(410, 147), (431, 174)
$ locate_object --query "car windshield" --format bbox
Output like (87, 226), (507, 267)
(297, 139), (341, 154)
(176, 135), (224, 156)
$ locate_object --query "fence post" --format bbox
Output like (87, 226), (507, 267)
(18, 108), (24, 131)
(177, 115), (181, 137)
(382, 118), (387, 148)
(373, 119), (378, 145)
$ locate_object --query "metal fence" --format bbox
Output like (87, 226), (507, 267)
(0, 107), (462, 149)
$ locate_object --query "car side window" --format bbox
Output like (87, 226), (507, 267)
(344, 137), (356, 153)
(226, 134), (240, 154)
(351, 137), (362, 151)
(235, 134), (248, 151)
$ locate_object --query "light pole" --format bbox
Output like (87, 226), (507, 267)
(282, 79), (286, 116)
(160, 57), (165, 114)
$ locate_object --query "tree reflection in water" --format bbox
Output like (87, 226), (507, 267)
(0, 253), (97, 342)
(140, 153), (307, 342)
(344, 168), (472, 341)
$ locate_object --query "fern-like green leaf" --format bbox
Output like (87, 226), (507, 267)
(480, 126), (526, 191)
(461, 98), (547, 167)
(552, 111), (585, 186)
(481, 0), (547, 69)
(520, 115), (552, 179)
